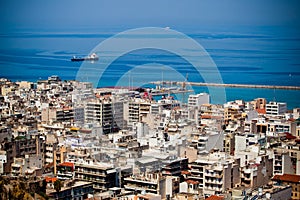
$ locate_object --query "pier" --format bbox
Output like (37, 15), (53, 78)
(150, 81), (300, 90)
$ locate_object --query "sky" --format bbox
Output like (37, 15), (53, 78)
(1, 0), (300, 32)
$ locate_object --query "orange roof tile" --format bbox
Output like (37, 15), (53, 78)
(205, 195), (225, 200)
(181, 170), (191, 175)
(201, 115), (212, 119)
(45, 177), (57, 183)
(58, 162), (74, 168)
(256, 108), (266, 114)
(272, 174), (300, 183)
(186, 180), (199, 185)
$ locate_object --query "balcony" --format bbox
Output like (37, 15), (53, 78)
(191, 169), (203, 174)
(243, 168), (252, 174)
(274, 161), (282, 166)
(205, 178), (222, 185)
(124, 184), (157, 193)
(205, 185), (223, 192)
(75, 170), (106, 177)
(241, 174), (251, 181)
(205, 172), (223, 178)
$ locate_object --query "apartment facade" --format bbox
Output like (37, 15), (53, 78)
(266, 101), (287, 115)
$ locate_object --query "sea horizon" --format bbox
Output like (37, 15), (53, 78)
(0, 25), (299, 109)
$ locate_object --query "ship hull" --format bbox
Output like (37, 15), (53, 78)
(71, 54), (99, 62)
(71, 58), (85, 62)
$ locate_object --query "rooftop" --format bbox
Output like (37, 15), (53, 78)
(272, 174), (300, 183)
(205, 195), (225, 200)
(58, 162), (74, 168)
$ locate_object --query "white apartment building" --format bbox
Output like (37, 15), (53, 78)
(187, 152), (240, 197)
(266, 101), (287, 115)
(188, 93), (210, 108)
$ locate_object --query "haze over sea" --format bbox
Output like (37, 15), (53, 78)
(0, 25), (299, 109)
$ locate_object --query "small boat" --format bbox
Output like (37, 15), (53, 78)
(71, 53), (99, 62)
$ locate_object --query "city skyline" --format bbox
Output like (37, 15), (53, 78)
(0, 1), (300, 199)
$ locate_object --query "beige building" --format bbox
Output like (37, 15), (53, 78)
(187, 152), (240, 197)
(123, 172), (168, 198)
(251, 98), (266, 113)
(41, 107), (74, 124)
(273, 149), (294, 175)
(240, 155), (273, 189)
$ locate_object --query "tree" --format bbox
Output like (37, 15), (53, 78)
(11, 184), (25, 200)
(0, 180), (8, 200)
(53, 179), (62, 200)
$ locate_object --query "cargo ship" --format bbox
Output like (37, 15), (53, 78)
(71, 53), (99, 62)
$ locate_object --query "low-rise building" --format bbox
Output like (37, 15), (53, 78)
(272, 174), (300, 200)
(57, 162), (75, 180)
(74, 162), (119, 192)
(123, 172), (166, 197)
(47, 180), (94, 200)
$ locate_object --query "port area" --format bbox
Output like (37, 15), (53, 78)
(150, 81), (300, 90)
(97, 86), (193, 97)
(149, 88), (193, 96)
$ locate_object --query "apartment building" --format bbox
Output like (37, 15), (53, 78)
(41, 107), (74, 123)
(85, 97), (124, 134)
(11, 154), (43, 177)
(74, 162), (119, 192)
(188, 93), (209, 109)
(272, 174), (300, 200)
(240, 155), (273, 189)
(273, 149), (294, 175)
(123, 172), (166, 196)
(47, 180), (94, 200)
(251, 98), (266, 113)
(187, 152), (240, 197)
(161, 158), (188, 177)
(266, 101), (287, 115)
(57, 162), (75, 180)
(1, 134), (43, 174)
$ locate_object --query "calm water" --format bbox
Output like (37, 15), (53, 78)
(0, 26), (299, 109)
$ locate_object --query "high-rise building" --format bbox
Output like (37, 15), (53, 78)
(85, 97), (124, 134)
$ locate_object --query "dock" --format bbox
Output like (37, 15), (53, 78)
(150, 81), (300, 90)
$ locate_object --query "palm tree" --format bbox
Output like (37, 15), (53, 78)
(53, 179), (62, 200)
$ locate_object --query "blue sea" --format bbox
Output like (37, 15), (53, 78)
(0, 26), (299, 109)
